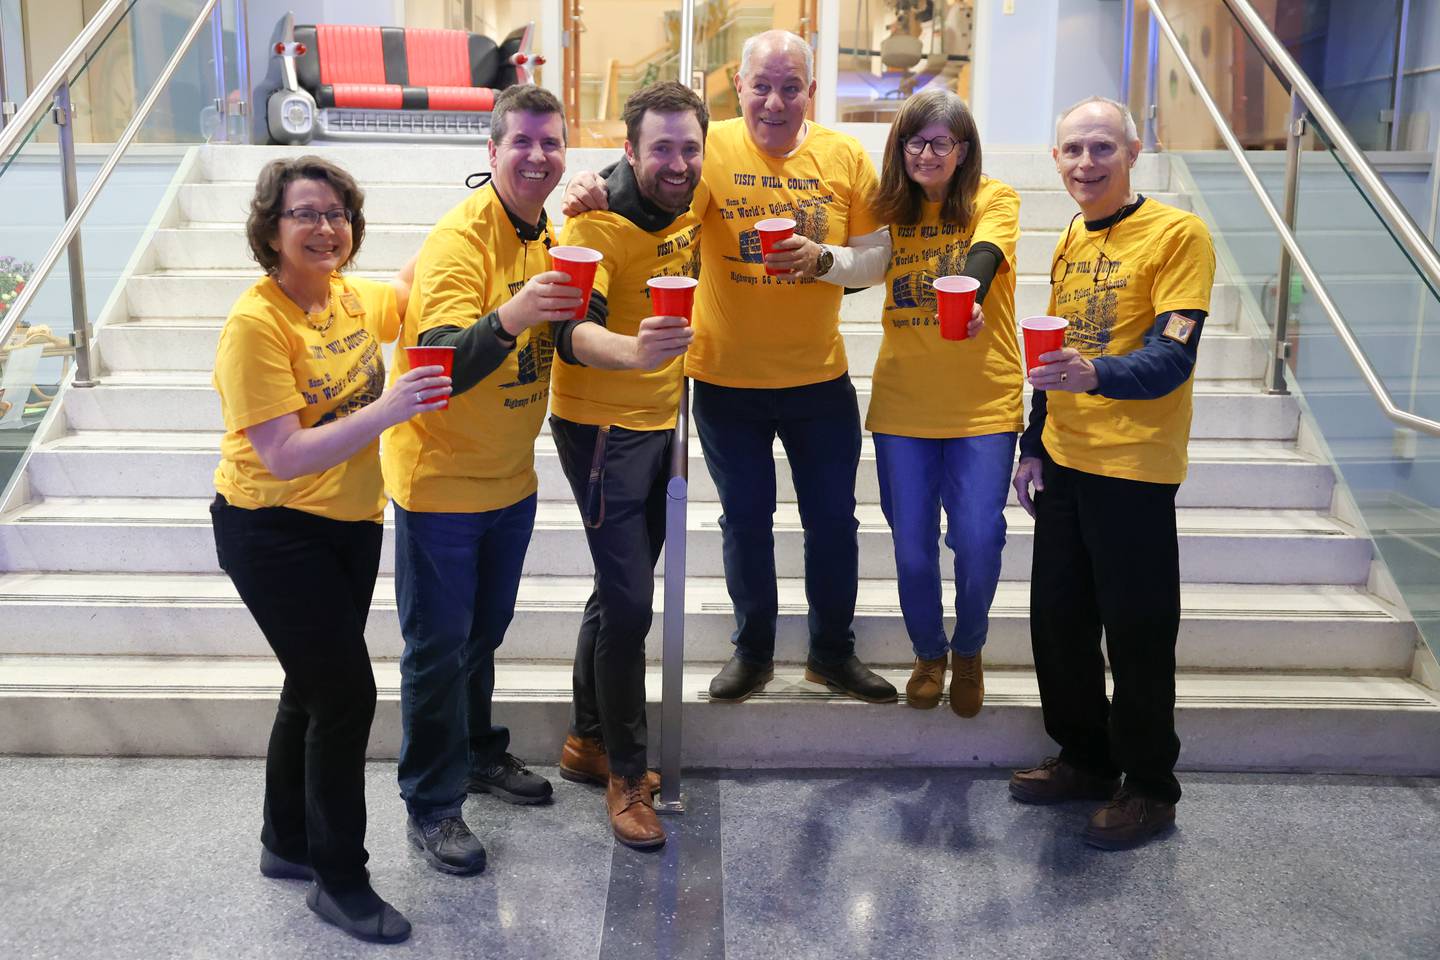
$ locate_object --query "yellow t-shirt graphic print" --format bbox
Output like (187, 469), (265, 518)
(382, 186), (559, 513)
(551, 205), (703, 430)
(213, 274), (400, 522)
(686, 118), (882, 389)
(866, 177), (1023, 439)
(1042, 199), (1215, 485)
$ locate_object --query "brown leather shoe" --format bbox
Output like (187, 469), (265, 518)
(1083, 789), (1176, 850)
(606, 774), (665, 849)
(558, 735), (660, 795)
(949, 651), (984, 718)
(905, 656), (947, 709)
(1008, 757), (1121, 805)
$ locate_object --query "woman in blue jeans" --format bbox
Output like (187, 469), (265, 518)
(821, 89), (1023, 715)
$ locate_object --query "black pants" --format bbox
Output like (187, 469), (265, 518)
(690, 374), (862, 665)
(551, 417), (671, 778)
(1029, 455), (1183, 804)
(211, 495), (381, 891)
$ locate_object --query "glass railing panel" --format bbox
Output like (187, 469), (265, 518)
(1287, 115), (1440, 660)
(0, 0), (228, 501)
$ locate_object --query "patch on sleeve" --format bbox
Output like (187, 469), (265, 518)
(1161, 312), (1197, 345)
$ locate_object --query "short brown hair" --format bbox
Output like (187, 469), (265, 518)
(246, 156), (366, 275)
(873, 90), (982, 228)
(490, 84), (566, 145)
(622, 81), (709, 146)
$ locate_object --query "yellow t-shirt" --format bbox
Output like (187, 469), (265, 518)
(1042, 198), (1216, 484)
(685, 117), (882, 389)
(381, 186), (558, 513)
(866, 177), (1023, 438)
(550, 205), (702, 430)
(213, 274), (400, 522)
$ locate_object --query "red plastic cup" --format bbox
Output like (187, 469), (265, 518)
(755, 217), (796, 275)
(933, 275), (980, 341)
(1020, 316), (1070, 381)
(404, 345), (455, 410)
(549, 245), (604, 319)
(647, 276), (699, 323)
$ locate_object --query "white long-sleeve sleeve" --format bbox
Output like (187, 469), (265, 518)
(819, 227), (891, 288)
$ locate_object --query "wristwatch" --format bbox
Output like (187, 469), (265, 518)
(815, 247), (835, 277)
(487, 311), (517, 348)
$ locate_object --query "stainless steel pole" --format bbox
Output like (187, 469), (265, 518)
(1267, 92), (1304, 396)
(1387, 0), (1411, 151)
(1143, 12), (1159, 151)
(0, 3), (13, 132)
(54, 82), (95, 388)
(210, 0), (228, 142)
(1120, 0), (1135, 107)
(234, 0), (252, 144)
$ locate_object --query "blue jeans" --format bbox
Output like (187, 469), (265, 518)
(691, 374), (861, 666)
(394, 495), (536, 822)
(873, 432), (1017, 660)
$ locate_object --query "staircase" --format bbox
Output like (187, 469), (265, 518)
(2, 143), (1437, 773)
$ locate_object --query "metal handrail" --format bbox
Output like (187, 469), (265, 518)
(1146, 0), (1440, 438)
(1217, 0), (1440, 298)
(0, 0), (222, 361)
(0, 0), (135, 163)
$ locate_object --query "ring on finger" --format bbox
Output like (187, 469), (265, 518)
(1060, 372), (1068, 383)
(416, 392), (423, 403)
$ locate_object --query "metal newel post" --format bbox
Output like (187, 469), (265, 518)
(210, 0), (228, 142)
(234, 0), (253, 144)
(1268, 91), (1304, 396)
(1143, 12), (1159, 151)
(54, 81), (95, 388)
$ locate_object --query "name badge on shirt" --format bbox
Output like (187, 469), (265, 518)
(340, 291), (364, 316)
(1162, 313), (1197, 345)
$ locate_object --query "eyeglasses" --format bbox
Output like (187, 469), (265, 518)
(1049, 213), (1121, 286)
(282, 207), (353, 227)
(902, 135), (960, 157)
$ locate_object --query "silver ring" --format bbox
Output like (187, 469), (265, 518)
(1060, 372), (1068, 383)
(416, 392), (423, 403)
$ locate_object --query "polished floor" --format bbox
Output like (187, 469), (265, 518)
(1, 758), (1437, 959)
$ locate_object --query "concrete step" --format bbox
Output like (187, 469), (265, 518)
(195, 144), (1176, 194)
(27, 430), (1336, 510)
(0, 497), (1374, 583)
(63, 372), (1300, 441)
(3, 655), (1436, 774)
(0, 572), (1413, 672)
(121, 269), (1248, 331)
(94, 313), (1266, 380)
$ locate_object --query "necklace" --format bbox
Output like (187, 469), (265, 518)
(275, 274), (335, 333)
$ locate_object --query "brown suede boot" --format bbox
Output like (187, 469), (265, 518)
(1083, 789), (1176, 850)
(904, 656), (947, 709)
(606, 774), (665, 849)
(559, 735), (660, 794)
(949, 651), (984, 718)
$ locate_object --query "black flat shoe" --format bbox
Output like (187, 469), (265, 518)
(707, 656), (774, 702)
(259, 846), (313, 881)
(306, 883), (412, 945)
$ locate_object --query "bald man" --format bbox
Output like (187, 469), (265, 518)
(1009, 96), (1215, 850)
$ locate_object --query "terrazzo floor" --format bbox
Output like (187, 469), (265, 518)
(1, 758), (1437, 959)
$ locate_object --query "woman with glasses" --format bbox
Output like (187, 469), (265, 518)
(210, 156), (450, 944)
(820, 89), (1022, 718)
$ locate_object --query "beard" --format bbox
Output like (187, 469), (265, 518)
(636, 164), (699, 214)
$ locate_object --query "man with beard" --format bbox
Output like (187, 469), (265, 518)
(548, 81), (704, 849)
(382, 85), (692, 875)
(566, 31), (895, 706)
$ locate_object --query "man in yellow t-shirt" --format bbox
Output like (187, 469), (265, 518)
(549, 81), (704, 850)
(381, 85), (691, 876)
(564, 30), (895, 705)
(1008, 97), (1215, 851)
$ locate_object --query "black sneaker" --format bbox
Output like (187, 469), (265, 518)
(804, 654), (898, 703)
(467, 753), (554, 805)
(707, 656), (774, 702)
(406, 815), (487, 875)
(306, 882), (412, 944)
(259, 846), (314, 881)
